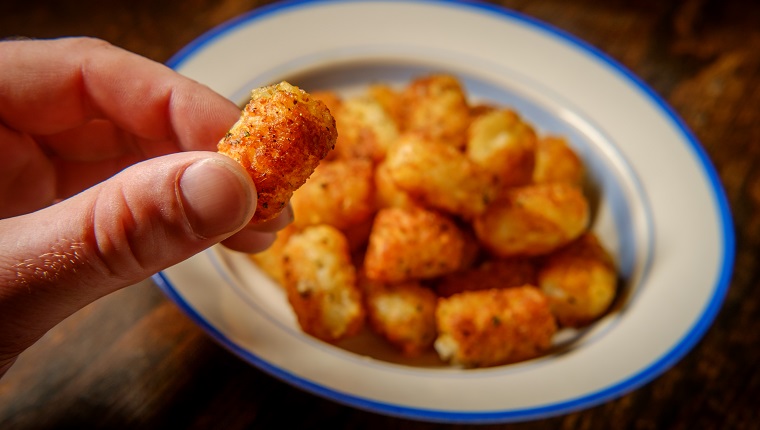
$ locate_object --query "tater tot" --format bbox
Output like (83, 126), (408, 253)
(537, 232), (617, 327)
(282, 225), (364, 342)
(533, 135), (585, 185)
(435, 258), (537, 297)
(310, 90), (343, 162)
(374, 159), (417, 210)
(248, 224), (297, 286)
(310, 90), (343, 116)
(361, 277), (438, 356)
(435, 286), (557, 367)
(368, 83), (404, 128)
(385, 134), (498, 219)
(333, 96), (399, 162)
(290, 158), (376, 231)
(364, 207), (466, 283)
(218, 82), (337, 223)
(474, 183), (590, 257)
(400, 74), (471, 148)
(467, 109), (537, 188)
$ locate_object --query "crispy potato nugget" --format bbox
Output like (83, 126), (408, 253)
(362, 278), (438, 356)
(333, 96), (399, 162)
(374, 159), (417, 210)
(291, 158), (375, 231)
(400, 74), (471, 147)
(368, 83), (404, 127)
(435, 258), (537, 297)
(282, 225), (364, 342)
(364, 207), (466, 283)
(474, 183), (590, 257)
(310, 90), (343, 116)
(533, 135), (585, 185)
(385, 134), (498, 219)
(248, 224), (297, 286)
(435, 286), (557, 367)
(218, 82), (337, 223)
(467, 109), (537, 188)
(538, 233), (617, 327)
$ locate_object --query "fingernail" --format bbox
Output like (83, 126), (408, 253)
(178, 159), (254, 238)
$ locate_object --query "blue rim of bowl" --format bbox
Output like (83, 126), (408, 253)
(154, 0), (736, 423)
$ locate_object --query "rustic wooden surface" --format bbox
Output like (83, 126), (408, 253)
(1, 0), (758, 428)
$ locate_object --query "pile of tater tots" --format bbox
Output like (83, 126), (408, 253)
(250, 74), (619, 368)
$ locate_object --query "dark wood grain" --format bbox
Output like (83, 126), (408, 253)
(1, 0), (759, 428)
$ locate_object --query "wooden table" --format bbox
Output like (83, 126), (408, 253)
(1, 0), (758, 428)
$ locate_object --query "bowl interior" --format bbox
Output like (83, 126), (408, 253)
(218, 59), (654, 368)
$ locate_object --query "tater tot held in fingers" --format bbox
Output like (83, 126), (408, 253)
(218, 82), (337, 223)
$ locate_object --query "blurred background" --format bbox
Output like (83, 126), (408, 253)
(1, 0), (759, 429)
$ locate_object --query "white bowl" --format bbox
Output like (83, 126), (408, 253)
(153, 0), (734, 423)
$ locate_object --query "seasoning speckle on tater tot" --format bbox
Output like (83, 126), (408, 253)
(218, 81), (337, 223)
(474, 183), (590, 257)
(282, 225), (364, 342)
(435, 286), (557, 367)
(538, 232), (618, 327)
(361, 277), (438, 356)
(364, 206), (466, 283)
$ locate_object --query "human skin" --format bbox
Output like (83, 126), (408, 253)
(0, 37), (290, 377)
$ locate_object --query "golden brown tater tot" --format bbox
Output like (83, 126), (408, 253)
(248, 224), (297, 287)
(385, 134), (498, 219)
(290, 158), (376, 231)
(218, 82), (337, 223)
(533, 135), (585, 185)
(361, 277), (438, 356)
(400, 74), (471, 148)
(368, 83), (405, 128)
(364, 207), (466, 283)
(435, 286), (557, 367)
(282, 225), (364, 342)
(538, 232), (617, 327)
(332, 96), (399, 162)
(374, 158), (418, 210)
(467, 109), (537, 188)
(474, 183), (590, 257)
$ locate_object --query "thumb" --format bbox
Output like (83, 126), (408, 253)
(0, 151), (256, 370)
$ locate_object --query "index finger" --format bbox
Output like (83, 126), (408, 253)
(0, 37), (240, 151)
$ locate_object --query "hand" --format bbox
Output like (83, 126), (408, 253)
(0, 37), (289, 377)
